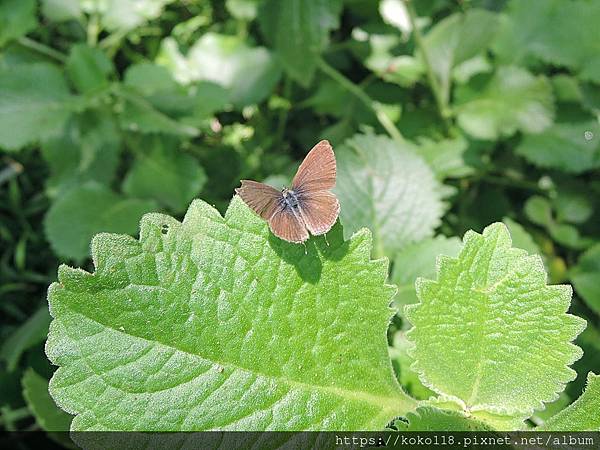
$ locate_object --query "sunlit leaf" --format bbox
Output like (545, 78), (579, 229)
(406, 223), (586, 428)
(45, 197), (414, 430)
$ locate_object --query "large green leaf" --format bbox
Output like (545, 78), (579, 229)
(0, 63), (75, 151)
(422, 9), (499, 105)
(455, 66), (554, 140)
(389, 331), (434, 401)
(405, 223), (586, 428)
(335, 134), (444, 259)
(157, 34), (281, 107)
(44, 183), (157, 261)
(516, 121), (600, 174)
(45, 196), (414, 431)
(122, 136), (207, 213)
(258, 0), (342, 86)
(540, 373), (600, 431)
(0, 0), (37, 46)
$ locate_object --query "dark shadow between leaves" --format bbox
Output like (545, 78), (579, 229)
(267, 221), (350, 284)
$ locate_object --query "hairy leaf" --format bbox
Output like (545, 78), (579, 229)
(395, 406), (493, 431)
(258, 0), (342, 86)
(335, 134), (444, 259)
(46, 196), (414, 431)
(391, 235), (462, 307)
(516, 121), (600, 174)
(44, 183), (156, 261)
(0, 63), (75, 151)
(389, 332), (434, 400)
(455, 66), (554, 140)
(122, 136), (207, 213)
(406, 223), (586, 428)
(540, 373), (600, 431)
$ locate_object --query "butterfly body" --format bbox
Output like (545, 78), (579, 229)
(236, 140), (340, 244)
(281, 188), (300, 209)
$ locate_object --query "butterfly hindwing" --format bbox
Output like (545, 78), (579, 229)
(268, 206), (309, 243)
(297, 191), (340, 236)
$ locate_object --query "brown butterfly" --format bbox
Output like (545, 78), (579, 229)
(235, 140), (340, 243)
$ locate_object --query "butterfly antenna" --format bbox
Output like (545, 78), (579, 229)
(324, 233), (330, 247)
(302, 242), (307, 255)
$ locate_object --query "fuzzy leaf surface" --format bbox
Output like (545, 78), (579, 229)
(540, 373), (600, 431)
(46, 196), (413, 431)
(406, 223), (586, 428)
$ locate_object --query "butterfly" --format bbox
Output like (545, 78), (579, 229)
(235, 140), (340, 243)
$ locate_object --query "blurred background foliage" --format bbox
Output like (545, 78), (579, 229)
(0, 0), (599, 438)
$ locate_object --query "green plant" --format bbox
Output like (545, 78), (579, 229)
(1, 0), (599, 441)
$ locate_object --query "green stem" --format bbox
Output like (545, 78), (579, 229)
(16, 37), (67, 63)
(318, 58), (405, 144)
(87, 14), (100, 46)
(403, 0), (451, 127)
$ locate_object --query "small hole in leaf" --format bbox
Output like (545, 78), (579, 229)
(161, 224), (169, 235)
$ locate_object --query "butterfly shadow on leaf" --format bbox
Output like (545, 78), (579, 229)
(267, 221), (349, 285)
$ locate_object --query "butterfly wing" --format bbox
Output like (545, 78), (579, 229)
(291, 140), (336, 193)
(268, 206), (309, 243)
(292, 140), (339, 236)
(235, 180), (282, 220)
(297, 191), (340, 235)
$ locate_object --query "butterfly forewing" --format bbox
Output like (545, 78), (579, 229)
(269, 206), (309, 243)
(235, 180), (281, 220)
(292, 140), (336, 193)
(297, 191), (340, 236)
